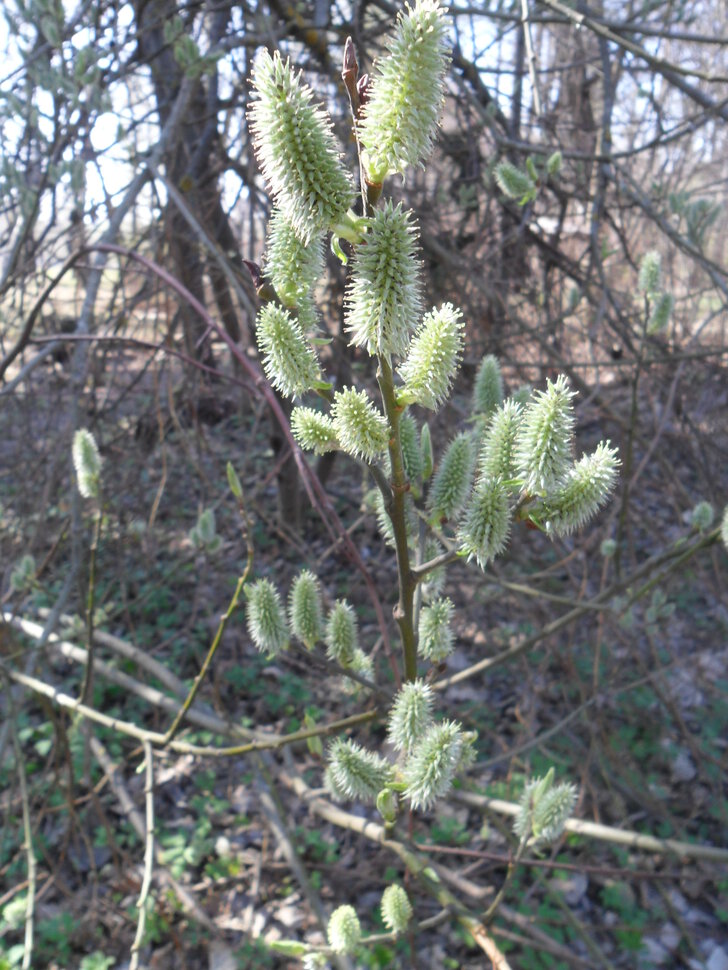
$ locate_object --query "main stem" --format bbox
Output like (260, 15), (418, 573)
(377, 355), (418, 682)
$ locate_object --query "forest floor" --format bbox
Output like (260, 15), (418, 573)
(0, 333), (727, 970)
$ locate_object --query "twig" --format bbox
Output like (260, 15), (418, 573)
(129, 740), (154, 970)
(89, 735), (216, 933)
(454, 792), (728, 863)
(4, 676), (36, 970)
(79, 504), (102, 704)
(163, 482), (254, 745)
(520, 0), (542, 117)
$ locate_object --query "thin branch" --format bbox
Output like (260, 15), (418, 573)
(129, 741), (154, 970)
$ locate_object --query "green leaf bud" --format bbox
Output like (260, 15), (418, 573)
(514, 769), (577, 846)
(376, 787), (399, 824)
(472, 354), (503, 416)
(72, 429), (102, 499)
(381, 884), (413, 935)
(325, 599), (359, 665)
(543, 441), (620, 536)
(291, 407), (338, 455)
(428, 432), (475, 522)
(327, 904), (362, 955)
(399, 413), (423, 487)
(246, 579), (289, 655)
(256, 304), (319, 399)
(479, 398), (523, 480)
(359, 0), (450, 183)
(494, 160), (535, 202)
(269, 940), (308, 957)
(387, 679), (434, 754)
(331, 387), (390, 462)
(398, 303), (465, 410)
(345, 202), (422, 359)
(638, 250), (662, 295)
(458, 476), (511, 569)
(403, 720), (463, 811)
(514, 374), (575, 495)
(647, 291), (673, 335)
(289, 569), (324, 648)
(418, 596), (454, 662)
(327, 738), (394, 802)
(264, 208), (324, 308)
(248, 51), (353, 243)
(546, 150), (562, 177)
(420, 422), (434, 481)
(226, 462), (243, 499)
(690, 500), (714, 531)
(10, 554), (36, 594)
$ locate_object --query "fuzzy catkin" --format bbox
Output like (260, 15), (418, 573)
(248, 51), (353, 243)
(256, 304), (319, 399)
(359, 0), (450, 183)
(345, 201), (422, 359)
(398, 303), (464, 410)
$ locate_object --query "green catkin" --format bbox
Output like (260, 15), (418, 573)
(325, 599), (359, 664)
(494, 159), (535, 200)
(479, 398), (523, 479)
(72, 429), (102, 499)
(359, 0), (450, 183)
(399, 412), (423, 486)
(428, 432), (475, 522)
(289, 569), (323, 648)
(403, 720), (463, 811)
(246, 579), (289, 655)
(248, 51), (353, 243)
(256, 304), (319, 399)
(638, 250), (662, 295)
(264, 207), (324, 309)
(327, 738), (394, 802)
(381, 884), (413, 934)
(418, 596), (454, 661)
(345, 201), (422, 359)
(386, 680), (434, 753)
(514, 374), (575, 495)
(331, 387), (390, 462)
(457, 476), (511, 568)
(472, 354), (504, 416)
(327, 905), (362, 955)
(543, 441), (620, 536)
(290, 407), (338, 454)
(398, 303), (465, 410)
